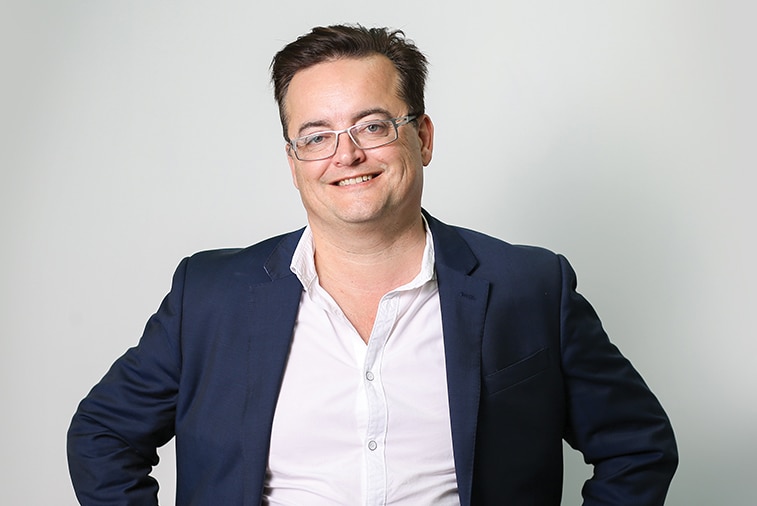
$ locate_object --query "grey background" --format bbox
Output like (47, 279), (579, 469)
(2, 1), (755, 504)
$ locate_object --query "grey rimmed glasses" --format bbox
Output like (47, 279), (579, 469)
(287, 115), (417, 161)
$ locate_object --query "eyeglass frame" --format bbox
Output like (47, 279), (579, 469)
(287, 114), (418, 161)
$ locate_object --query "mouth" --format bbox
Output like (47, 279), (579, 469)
(335, 174), (377, 187)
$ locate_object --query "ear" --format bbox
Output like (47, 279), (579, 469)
(417, 115), (434, 166)
(286, 144), (300, 189)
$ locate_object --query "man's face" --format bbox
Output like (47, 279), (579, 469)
(283, 55), (434, 233)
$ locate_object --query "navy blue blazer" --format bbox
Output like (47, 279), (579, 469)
(68, 213), (677, 505)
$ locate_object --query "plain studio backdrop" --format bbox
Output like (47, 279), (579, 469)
(1, 1), (754, 504)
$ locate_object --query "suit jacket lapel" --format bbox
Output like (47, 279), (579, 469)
(241, 230), (304, 505)
(428, 213), (489, 506)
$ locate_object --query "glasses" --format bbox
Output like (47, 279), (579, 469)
(288, 115), (417, 161)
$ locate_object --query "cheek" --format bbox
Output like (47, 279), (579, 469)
(396, 135), (423, 165)
(290, 162), (329, 192)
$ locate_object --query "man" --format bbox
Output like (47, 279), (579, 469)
(68, 25), (678, 505)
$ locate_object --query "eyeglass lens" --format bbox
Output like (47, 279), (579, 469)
(294, 119), (398, 160)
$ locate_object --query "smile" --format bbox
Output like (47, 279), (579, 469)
(337, 175), (374, 186)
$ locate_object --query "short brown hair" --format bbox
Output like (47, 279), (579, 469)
(270, 24), (429, 140)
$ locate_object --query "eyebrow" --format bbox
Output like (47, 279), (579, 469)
(295, 107), (394, 137)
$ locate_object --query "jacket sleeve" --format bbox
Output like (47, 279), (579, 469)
(558, 255), (678, 505)
(67, 258), (188, 505)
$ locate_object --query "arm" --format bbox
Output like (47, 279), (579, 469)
(558, 255), (678, 505)
(67, 258), (188, 505)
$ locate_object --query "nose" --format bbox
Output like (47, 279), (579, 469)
(333, 131), (365, 166)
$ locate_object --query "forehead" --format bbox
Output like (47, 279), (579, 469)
(284, 55), (404, 133)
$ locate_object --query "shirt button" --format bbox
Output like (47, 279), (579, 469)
(365, 371), (375, 381)
(368, 440), (378, 451)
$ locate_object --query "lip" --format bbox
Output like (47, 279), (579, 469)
(332, 173), (380, 187)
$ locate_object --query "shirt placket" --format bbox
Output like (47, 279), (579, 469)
(362, 292), (399, 506)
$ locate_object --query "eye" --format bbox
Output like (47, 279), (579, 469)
(302, 133), (326, 146)
(357, 120), (390, 136)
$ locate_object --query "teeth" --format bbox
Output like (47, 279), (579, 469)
(338, 175), (373, 186)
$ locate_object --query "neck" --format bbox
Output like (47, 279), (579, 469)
(310, 213), (427, 294)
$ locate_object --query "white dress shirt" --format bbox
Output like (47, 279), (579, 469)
(263, 223), (459, 506)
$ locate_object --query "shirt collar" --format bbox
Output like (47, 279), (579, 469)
(290, 216), (436, 292)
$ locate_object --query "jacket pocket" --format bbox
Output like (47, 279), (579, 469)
(483, 347), (550, 395)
